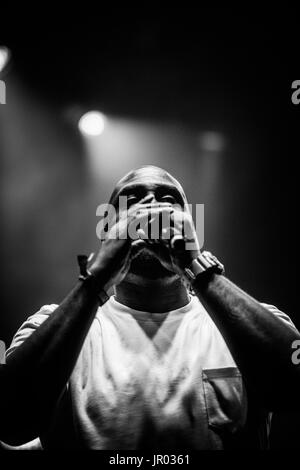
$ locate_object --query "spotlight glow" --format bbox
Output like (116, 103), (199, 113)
(0, 46), (10, 73)
(198, 132), (225, 153)
(78, 111), (106, 137)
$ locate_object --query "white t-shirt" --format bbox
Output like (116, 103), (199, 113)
(5, 295), (294, 449)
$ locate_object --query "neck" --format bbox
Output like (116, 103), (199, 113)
(115, 276), (190, 313)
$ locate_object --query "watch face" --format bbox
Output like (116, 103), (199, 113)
(184, 254), (225, 285)
(201, 252), (225, 275)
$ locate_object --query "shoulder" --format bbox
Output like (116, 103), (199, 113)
(22, 304), (58, 326)
(5, 304), (58, 359)
(260, 303), (297, 329)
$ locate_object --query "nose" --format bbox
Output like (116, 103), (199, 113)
(145, 191), (156, 203)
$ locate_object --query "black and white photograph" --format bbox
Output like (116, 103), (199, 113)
(0, 8), (300, 457)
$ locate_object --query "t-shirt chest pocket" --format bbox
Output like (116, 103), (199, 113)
(202, 367), (248, 434)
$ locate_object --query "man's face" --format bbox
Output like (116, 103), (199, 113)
(110, 166), (187, 280)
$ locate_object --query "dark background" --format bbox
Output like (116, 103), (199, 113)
(0, 8), (299, 448)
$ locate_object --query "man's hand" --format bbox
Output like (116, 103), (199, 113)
(135, 204), (200, 276)
(89, 196), (160, 289)
(90, 198), (201, 289)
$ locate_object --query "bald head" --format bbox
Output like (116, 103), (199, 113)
(109, 165), (187, 208)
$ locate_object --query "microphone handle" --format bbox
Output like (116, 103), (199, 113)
(170, 235), (185, 251)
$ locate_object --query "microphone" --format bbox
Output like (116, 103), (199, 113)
(170, 235), (186, 251)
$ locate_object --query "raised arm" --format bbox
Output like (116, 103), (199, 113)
(145, 205), (300, 411)
(0, 201), (148, 445)
(192, 272), (300, 410)
(0, 278), (104, 445)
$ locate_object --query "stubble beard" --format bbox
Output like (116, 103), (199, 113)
(128, 246), (174, 280)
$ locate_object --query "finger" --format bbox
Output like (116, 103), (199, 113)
(117, 195), (153, 222)
(127, 195), (159, 216)
(170, 235), (186, 251)
(136, 227), (147, 239)
(171, 210), (198, 242)
(137, 202), (174, 210)
(136, 206), (174, 216)
(127, 210), (154, 241)
(128, 207), (172, 240)
(139, 206), (174, 241)
(131, 238), (147, 256)
(128, 207), (181, 244)
(159, 227), (181, 246)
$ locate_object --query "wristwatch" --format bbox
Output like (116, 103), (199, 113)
(184, 251), (225, 285)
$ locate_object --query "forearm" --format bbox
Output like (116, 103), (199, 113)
(193, 273), (300, 409)
(1, 275), (103, 443)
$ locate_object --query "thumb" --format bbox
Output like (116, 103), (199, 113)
(130, 238), (147, 260)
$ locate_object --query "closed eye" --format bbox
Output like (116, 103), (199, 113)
(160, 195), (177, 204)
(127, 195), (139, 206)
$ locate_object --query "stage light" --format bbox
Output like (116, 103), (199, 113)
(78, 111), (106, 137)
(198, 131), (225, 153)
(0, 46), (10, 73)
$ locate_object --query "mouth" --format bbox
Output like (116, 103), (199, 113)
(129, 245), (173, 280)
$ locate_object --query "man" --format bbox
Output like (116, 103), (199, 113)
(1, 165), (300, 450)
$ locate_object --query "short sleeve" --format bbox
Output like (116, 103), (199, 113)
(5, 304), (58, 360)
(261, 303), (297, 330)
